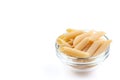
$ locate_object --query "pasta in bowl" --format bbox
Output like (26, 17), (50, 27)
(55, 28), (111, 72)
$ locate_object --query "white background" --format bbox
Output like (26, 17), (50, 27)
(0, 0), (119, 80)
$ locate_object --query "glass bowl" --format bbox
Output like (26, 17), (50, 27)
(55, 36), (110, 72)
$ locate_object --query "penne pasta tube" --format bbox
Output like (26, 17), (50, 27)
(58, 34), (65, 39)
(87, 39), (104, 56)
(73, 30), (94, 46)
(67, 39), (74, 45)
(56, 38), (72, 47)
(63, 30), (84, 41)
(82, 42), (92, 52)
(93, 40), (112, 56)
(89, 31), (106, 41)
(66, 28), (77, 33)
(60, 47), (90, 58)
(75, 37), (91, 50)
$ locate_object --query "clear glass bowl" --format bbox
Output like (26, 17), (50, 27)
(55, 36), (110, 72)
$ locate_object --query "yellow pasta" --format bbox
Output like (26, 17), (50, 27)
(89, 31), (106, 41)
(66, 28), (77, 33)
(56, 28), (111, 58)
(63, 30), (84, 41)
(87, 39), (104, 56)
(93, 40), (112, 56)
(67, 39), (74, 45)
(75, 37), (91, 50)
(60, 47), (90, 58)
(82, 42), (92, 52)
(57, 38), (72, 47)
(73, 30), (94, 46)
(58, 34), (65, 39)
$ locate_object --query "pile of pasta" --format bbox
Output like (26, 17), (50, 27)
(56, 28), (112, 58)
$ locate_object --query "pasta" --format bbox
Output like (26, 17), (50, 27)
(60, 47), (90, 58)
(66, 28), (77, 33)
(57, 38), (72, 47)
(93, 40), (112, 56)
(82, 42), (92, 52)
(56, 28), (112, 58)
(67, 39), (74, 45)
(73, 30), (94, 46)
(87, 39), (103, 56)
(75, 37), (90, 50)
(89, 31), (106, 41)
(63, 30), (84, 41)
